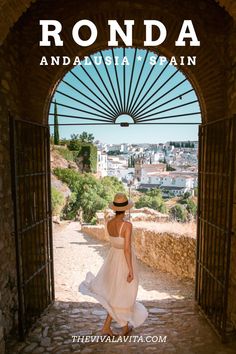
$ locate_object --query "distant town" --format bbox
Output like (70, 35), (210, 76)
(96, 140), (198, 197)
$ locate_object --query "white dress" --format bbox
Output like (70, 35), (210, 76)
(79, 222), (148, 327)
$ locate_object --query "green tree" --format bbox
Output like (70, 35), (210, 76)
(53, 101), (60, 145)
(67, 134), (97, 173)
(184, 191), (191, 199)
(135, 188), (166, 213)
(53, 169), (125, 222)
(169, 204), (188, 222)
(79, 131), (94, 143)
(68, 134), (80, 151)
(178, 191), (192, 204)
(79, 176), (107, 222)
(101, 176), (125, 204)
(79, 145), (97, 173)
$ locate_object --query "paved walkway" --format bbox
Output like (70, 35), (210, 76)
(6, 222), (236, 353)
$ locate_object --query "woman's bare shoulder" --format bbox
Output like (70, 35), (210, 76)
(124, 221), (132, 231)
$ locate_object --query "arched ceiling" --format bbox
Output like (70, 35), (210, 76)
(1, 0), (230, 125)
(0, 0), (235, 45)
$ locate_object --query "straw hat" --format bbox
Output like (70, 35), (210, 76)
(109, 193), (133, 211)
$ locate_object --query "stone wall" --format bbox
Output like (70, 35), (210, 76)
(96, 208), (169, 225)
(82, 225), (110, 242)
(0, 32), (21, 352)
(133, 226), (196, 279)
(81, 223), (196, 279)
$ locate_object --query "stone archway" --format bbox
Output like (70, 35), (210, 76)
(0, 0), (236, 350)
(7, 0), (232, 125)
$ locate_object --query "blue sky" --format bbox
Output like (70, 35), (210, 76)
(49, 48), (201, 143)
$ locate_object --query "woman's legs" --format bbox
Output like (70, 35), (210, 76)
(122, 322), (133, 335)
(101, 314), (132, 336)
(101, 313), (114, 335)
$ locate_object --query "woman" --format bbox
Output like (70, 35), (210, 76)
(79, 193), (148, 336)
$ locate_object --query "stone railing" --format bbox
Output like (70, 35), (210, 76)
(82, 224), (109, 242)
(96, 208), (169, 225)
(81, 222), (196, 280)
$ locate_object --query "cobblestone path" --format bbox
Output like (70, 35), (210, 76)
(6, 222), (236, 353)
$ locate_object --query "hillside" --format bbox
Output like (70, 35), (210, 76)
(50, 145), (197, 224)
(50, 146), (77, 219)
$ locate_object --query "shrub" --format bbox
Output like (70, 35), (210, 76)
(67, 134), (97, 173)
(100, 176), (125, 203)
(177, 192), (197, 219)
(169, 204), (188, 222)
(90, 216), (98, 225)
(51, 187), (65, 216)
(186, 199), (197, 218)
(55, 146), (75, 162)
(135, 188), (167, 213)
(53, 168), (124, 222)
(62, 192), (78, 220)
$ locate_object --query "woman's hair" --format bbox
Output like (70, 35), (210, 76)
(115, 210), (125, 215)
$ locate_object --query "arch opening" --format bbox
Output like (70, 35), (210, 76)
(48, 47), (201, 130)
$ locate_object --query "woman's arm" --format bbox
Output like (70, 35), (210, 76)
(124, 222), (134, 283)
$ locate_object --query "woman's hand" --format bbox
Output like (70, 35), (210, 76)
(127, 270), (134, 283)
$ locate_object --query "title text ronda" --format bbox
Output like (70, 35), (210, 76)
(39, 20), (200, 47)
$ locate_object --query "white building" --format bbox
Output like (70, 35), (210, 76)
(137, 163), (166, 183)
(117, 168), (135, 182)
(161, 174), (194, 189)
(106, 153), (136, 182)
(153, 152), (165, 162)
(107, 144), (121, 152)
(120, 144), (129, 153)
(139, 171), (196, 196)
(97, 150), (108, 177)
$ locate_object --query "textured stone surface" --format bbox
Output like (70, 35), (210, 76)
(0, 30), (20, 352)
(82, 225), (110, 242)
(6, 300), (236, 354)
